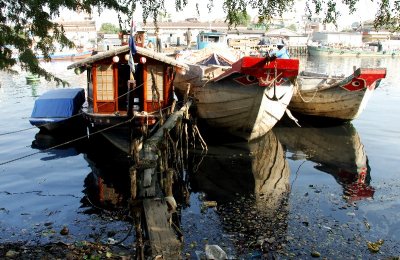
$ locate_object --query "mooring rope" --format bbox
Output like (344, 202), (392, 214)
(0, 126), (37, 136)
(0, 118), (132, 166)
(0, 82), (144, 137)
(0, 99), (191, 166)
(290, 160), (307, 193)
(294, 79), (319, 103)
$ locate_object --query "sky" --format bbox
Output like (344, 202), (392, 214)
(95, 1), (236, 25)
(59, 0), (377, 29)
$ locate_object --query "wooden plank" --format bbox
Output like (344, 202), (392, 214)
(135, 101), (191, 258)
(143, 199), (181, 259)
(147, 100), (192, 143)
(137, 101), (192, 197)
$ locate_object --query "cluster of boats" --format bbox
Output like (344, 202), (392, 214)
(27, 40), (382, 258)
(29, 42), (387, 154)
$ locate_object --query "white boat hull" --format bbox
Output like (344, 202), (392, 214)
(290, 84), (373, 120)
(195, 77), (294, 140)
(175, 56), (299, 140)
(289, 68), (386, 121)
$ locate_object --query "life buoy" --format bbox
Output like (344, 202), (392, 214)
(340, 51), (344, 54)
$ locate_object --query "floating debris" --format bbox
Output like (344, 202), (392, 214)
(202, 201), (217, 208)
(364, 219), (371, 230)
(60, 226), (69, 236)
(205, 245), (227, 259)
(367, 239), (384, 253)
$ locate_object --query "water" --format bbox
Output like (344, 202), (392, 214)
(0, 57), (399, 258)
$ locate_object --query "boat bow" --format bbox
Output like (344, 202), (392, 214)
(213, 56), (299, 85)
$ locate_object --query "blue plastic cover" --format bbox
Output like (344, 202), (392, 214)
(31, 88), (85, 119)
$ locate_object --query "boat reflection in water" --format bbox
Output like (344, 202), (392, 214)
(189, 130), (291, 257)
(274, 120), (375, 202)
(81, 140), (132, 213)
(31, 130), (87, 160)
(80, 135), (189, 257)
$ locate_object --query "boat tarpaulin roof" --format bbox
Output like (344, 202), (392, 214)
(197, 53), (233, 66)
(31, 88), (85, 118)
(67, 45), (189, 71)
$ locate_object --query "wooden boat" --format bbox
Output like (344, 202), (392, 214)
(29, 88), (86, 132)
(67, 42), (189, 154)
(307, 45), (399, 57)
(274, 122), (374, 202)
(289, 67), (387, 121)
(37, 49), (93, 61)
(175, 56), (299, 140)
(196, 30), (228, 50)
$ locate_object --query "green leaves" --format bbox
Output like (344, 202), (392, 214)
(0, 0), (135, 85)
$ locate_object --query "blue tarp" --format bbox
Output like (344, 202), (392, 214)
(31, 88), (85, 119)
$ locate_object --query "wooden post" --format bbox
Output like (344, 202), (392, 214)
(129, 166), (137, 200)
(127, 79), (136, 118)
(137, 101), (192, 259)
(133, 206), (145, 260)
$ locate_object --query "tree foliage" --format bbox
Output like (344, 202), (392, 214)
(0, 0), (133, 84)
(99, 23), (120, 34)
(1, 0), (400, 84)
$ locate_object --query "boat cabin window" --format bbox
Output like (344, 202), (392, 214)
(201, 35), (224, 43)
(146, 64), (164, 101)
(96, 64), (114, 101)
(87, 69), (93, 107)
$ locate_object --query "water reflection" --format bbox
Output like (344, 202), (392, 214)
(30, 131), (131, 208)
(27, 118), (375, 258)
(189, 131), (290, 257)
(71, 134), (131, 211)
(31, 130), (86, 160)
(72, 130), (293, 258)
(274, 120), (374, 202)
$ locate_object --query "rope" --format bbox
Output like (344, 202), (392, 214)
(0, 85), (189, 166)
(0, 118), (132, 166)
(83, 194), (135, 246)
(0, 126), (37, 136)
(0, 100), (188, 166)
(0, 83), (144, 137)
(290, 160), (306, 193)
(294, 79), (319, 103)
